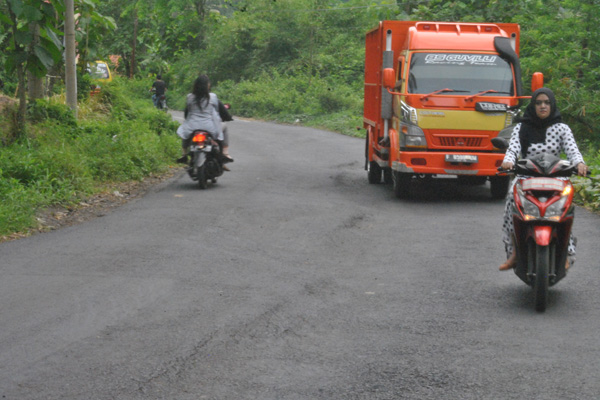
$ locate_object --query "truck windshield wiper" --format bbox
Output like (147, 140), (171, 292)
(465, 90), (512, 101)
(420, 88), (469, 101)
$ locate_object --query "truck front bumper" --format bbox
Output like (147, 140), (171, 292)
(391, 151), (504, 176)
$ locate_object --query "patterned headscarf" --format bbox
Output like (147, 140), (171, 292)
(518, 87), (562, 158)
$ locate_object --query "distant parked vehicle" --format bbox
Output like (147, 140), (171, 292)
(88, 60), (112, 95)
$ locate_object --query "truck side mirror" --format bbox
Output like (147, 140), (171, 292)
(531, 72), (544, 92)
(383, 68), (396, 89)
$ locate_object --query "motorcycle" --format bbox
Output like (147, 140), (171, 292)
(151, 88), (168, 110)
(493, 137), (588, 312)
(186, 130), (225, 189)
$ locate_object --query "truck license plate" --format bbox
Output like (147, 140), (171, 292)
(445, 154), (478, 164)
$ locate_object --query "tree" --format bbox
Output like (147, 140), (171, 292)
(1, 0), (64, 138)
(0, 0), (114, 137)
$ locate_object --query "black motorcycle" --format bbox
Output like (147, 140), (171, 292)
(186, 130), (224, 189)
(151, 88), (168, 110)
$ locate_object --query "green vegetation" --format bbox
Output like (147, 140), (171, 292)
(0, 77), (179, 237)
(573, 150), (600, 211)
(1, 0), (600, 238)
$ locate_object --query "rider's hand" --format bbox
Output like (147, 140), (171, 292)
(577, 162), (588, 176)
(501, 161), (514, 170)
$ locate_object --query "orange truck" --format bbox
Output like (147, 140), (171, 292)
(363, 21), (543, 198)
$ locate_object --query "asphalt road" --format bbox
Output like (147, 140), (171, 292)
(1, 115), (600, 399)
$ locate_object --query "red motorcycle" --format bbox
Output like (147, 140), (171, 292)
(493, 137), (586, 312)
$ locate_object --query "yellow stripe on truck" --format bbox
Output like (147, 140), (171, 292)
(417, 109), (506, 130)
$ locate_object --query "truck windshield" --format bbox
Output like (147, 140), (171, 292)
(408, 52), (514, 96)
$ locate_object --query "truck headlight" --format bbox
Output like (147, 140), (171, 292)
(401, 123), (427, 148)
(504, 110), (518, 128)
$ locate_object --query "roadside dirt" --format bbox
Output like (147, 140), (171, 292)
(1, 167), (182, 243)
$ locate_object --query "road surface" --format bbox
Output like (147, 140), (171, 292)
(1, 116), (600, 399)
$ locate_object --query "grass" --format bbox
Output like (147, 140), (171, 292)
(0, 77), (180, 238)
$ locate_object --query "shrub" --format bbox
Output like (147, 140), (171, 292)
(0, 77), (181, 237)
(27, 99), (77, 126)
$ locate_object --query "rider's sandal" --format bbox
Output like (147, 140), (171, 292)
(499, 252), (517, 271)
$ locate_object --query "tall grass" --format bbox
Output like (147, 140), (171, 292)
(0, 77), (180, 237)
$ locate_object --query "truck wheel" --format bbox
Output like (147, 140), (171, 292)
(368, 161), (382, 184)
(383, 168), (393, 185)
(392, 171), (410, 199)
(490, 176), (510, 199)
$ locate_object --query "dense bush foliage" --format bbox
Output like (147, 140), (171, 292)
(0, 77), (180, 237)
(89, 0), (599, 146)
(213, 71), (363, 135)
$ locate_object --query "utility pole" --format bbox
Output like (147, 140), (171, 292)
(64, 0), (77, 118)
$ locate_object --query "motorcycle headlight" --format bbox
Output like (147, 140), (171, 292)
(544, 197), (567, 220)
(544, 185), (572, 220)
(522, 198), (540, 220)
(516, 186), (540, 220)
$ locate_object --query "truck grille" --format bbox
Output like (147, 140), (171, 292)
(436, 137), (483, 147)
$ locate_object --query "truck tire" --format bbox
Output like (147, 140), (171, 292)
(368, 161), (382, 184)
(366, 135), (382, 184)
(490, 176), (510, 199)
(392, 171), (410, 199)
(383, 168), (393, 185)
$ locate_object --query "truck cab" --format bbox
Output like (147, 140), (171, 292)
(364, 21), (542, 198)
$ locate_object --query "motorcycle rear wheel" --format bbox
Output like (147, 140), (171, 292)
(534, 244), (550, 312)
(197, 165), (208, 189)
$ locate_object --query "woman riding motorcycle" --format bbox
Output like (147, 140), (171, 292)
(499, 87), (588, 271)
(176, 75), (233, 165)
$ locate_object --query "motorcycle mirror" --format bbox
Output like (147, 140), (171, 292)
(491, 137), (509, 150)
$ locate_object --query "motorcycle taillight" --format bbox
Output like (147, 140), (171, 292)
(192, 133), (207, 143)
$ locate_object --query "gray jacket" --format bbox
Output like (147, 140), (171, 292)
(176, 93), (223, 140)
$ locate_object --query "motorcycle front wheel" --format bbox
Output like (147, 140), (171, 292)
(534, 244), (550, 312)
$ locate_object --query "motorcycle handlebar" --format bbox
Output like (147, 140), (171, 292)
(496, 167), (514, 175)
(496, 165), (592, 178)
